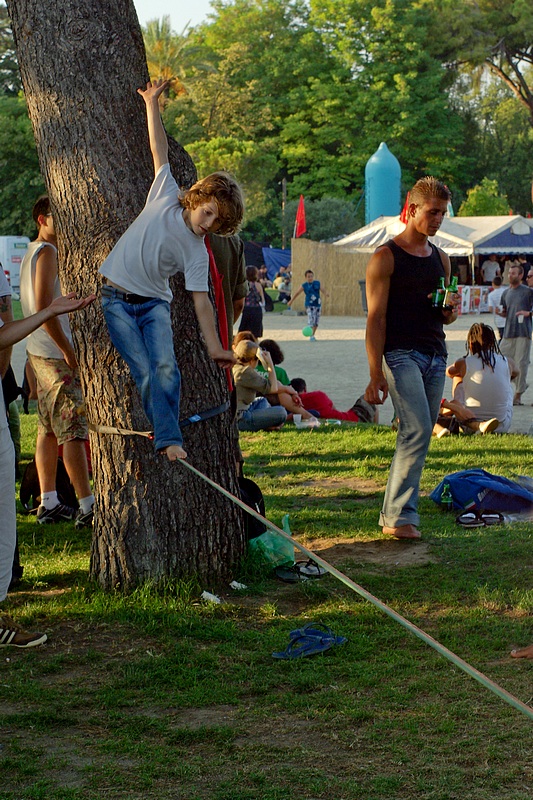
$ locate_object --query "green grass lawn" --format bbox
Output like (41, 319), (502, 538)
(3, 411), (533, 799)
(265, 287), (291, 314)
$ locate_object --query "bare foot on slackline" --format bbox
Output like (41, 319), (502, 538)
(164, 444), (187, 461)
(382, 524), (421, 540)
(510, 644), (533, 659)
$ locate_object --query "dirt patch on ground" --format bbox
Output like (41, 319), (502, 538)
(300, 476), (381, 495)
(301, 536), (437, 568)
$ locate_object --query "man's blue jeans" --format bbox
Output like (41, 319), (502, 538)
(237, 397), (287, 432)
(380, 349), (446, 529)
(101, 294), (182, 451)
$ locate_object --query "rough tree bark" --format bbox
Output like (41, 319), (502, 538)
(7, 0), (245, 589)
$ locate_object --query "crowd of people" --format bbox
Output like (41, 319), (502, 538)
(1, 84), (531, 657)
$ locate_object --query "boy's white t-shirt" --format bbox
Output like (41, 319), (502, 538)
(99, 163), (209, 302)
(487, 286), (506, 330)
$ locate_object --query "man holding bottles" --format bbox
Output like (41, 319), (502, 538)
(364, 177), (458, 539)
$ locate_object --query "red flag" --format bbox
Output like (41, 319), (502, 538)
(399, 191), (410, 224)
(294, 195), (306, 238)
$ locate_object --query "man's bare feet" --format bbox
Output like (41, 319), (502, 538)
(510, 644), (533, 659)
(163, 444), (187, 461)
(382, 524), (421, 539)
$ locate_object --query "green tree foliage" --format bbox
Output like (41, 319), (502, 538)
(446, 0), (533, 128)
(160, 0), (533, 237)
(163, 0), (332, 239)
(306, 0), (476, 193)
(0, 94), (44, 235)
(284, 196), (362, 243)
(162, 0), (479, 239)
(0, 3), (21, 94)
(184, 136), (280, 241)
(451, 71), (533, 215)
(457, 177), (511, 216)
(142, 15), (215, 98)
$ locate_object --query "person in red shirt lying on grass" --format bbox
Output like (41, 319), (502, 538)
(289, 378), (377, 424)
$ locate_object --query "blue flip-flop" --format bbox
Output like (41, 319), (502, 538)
(289, 623), (347, 647)
(272, 634), (335, 660)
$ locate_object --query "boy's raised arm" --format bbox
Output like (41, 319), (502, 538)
(137, 80), (170, 174)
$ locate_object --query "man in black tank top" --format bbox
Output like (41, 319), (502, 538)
(364, 177), (458, 539)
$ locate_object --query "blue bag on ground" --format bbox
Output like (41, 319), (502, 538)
(431, 469), (533, 513)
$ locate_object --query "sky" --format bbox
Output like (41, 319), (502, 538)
(133, 0), (213, 32)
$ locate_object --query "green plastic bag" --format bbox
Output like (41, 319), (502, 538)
(248, 514), (294, 568)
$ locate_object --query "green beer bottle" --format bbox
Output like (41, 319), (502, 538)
(432, 277), (446, 308)
(444, 276), (459, 309)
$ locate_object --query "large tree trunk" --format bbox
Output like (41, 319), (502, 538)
(7, 0), (245, 589)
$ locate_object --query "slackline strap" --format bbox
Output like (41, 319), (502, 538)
(89, 400), (230, 439)
(177, 457), (533, 723)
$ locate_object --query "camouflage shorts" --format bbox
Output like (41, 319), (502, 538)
(307, 306), (321, 327)
(28, 354), (88, 445)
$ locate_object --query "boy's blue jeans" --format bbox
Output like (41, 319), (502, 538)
(237, 397), (287, 432)
(380, 349), (446, 529)
(101, 293), (182, 451)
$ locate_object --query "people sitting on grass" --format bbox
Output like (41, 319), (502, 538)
(433, 322), (516, 437)
(232, 339), (287, 432)
(233, 333), (316, 424)
(257, 339), (317, 423)
(257, 265), (272, 288)
(289, 378), (377, 423)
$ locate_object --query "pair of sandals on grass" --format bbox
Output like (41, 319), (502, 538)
(272, 623), (347, 660)
(456, 510), (505, 528)
(274, 559), (327, 582)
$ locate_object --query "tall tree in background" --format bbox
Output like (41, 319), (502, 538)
(458, 177), (511, 216)
(0, 94), (44, 235)
(461, 0), (533, 128)
(0, 3), (20, 94)
(308, 0), (475, 192)
(142, 15), (214, 97)
(165, 0), (334, 240)
(6, 0), (244, 590)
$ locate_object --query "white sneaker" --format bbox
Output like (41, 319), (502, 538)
(479, 418), (500, 434)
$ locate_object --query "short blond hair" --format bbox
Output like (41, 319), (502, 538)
(181, 172), (244, 235)
(410, 176), (451, 206)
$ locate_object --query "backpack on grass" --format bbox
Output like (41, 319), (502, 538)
(431, 469), (533, 513)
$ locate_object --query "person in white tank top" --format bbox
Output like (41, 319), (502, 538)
(439, 323), (516, 434)
(19, 197), (95, 527)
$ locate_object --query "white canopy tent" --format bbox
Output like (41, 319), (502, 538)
(334, 215), (533, 257)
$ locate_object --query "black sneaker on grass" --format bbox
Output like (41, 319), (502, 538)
(36, 502), (77, 524)
(74, 507), (94, 529)
(0, 615), (47, 648)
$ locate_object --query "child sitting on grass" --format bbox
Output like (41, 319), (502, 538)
(100, 80), (243, 462)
